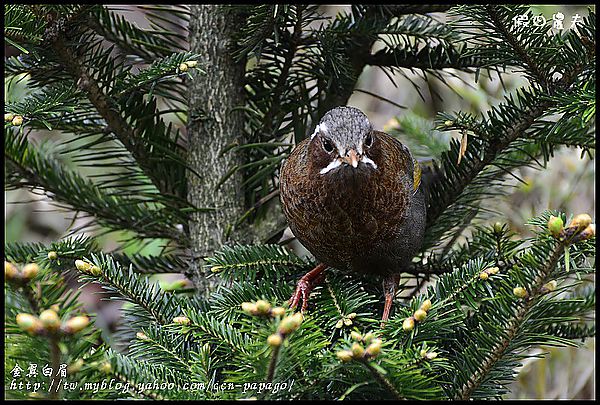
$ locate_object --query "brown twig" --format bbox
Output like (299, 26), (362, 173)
(266, 344), (281, 383)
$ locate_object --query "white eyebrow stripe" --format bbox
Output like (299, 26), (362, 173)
(319, 159), (342, 174)
(310, 124), (321, 140)
(310, 123), (329, 140)
(361, 156), (378, 169)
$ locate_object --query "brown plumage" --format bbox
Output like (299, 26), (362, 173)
(279, 106), (426, 320)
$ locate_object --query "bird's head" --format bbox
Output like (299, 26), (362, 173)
(309, 106), (379, 175)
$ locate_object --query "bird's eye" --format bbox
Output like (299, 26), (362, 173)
(365, 133), (373, 148)
(322, 138), (334, 153)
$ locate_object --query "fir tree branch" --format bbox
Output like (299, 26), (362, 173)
(320, 7), (380, 111)
(366, 46), (482, 70)
(260, 5), (305, 136)
(456, 239), (566, 400)
(4, 132), (183, 241)
(426, 99), (549, 230)
(49, 36), (173, 199)
(359, 359), (404, 400)
(88, 255), (182, 325)
(425, 57), (589, 236)
(485, 5), (548, 86)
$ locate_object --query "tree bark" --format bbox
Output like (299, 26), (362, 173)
(187, 5), (247, 292)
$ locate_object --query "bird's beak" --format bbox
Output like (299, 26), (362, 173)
(341, 149), (359, 168)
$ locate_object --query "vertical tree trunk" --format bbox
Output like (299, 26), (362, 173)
(186, 5), (247, 292)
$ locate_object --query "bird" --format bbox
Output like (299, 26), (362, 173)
(279, 106), (426, 322)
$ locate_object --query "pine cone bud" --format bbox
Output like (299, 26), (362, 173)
(75, 260), (93, 274)
(255, 300), (271, 315)
(50, 304), (60, 313)
(513, 286), (528, 298)
(89, 265), (102, 276)
(278, 313), (302, 335)
(351, 342), (365, 358)
(179, 62), (189, 72)
(567, 214), (592, 233)
(270, 307), (285, 317)
(172, 316), (190, 325)
(99, 362), (112, 374)
(16, 313), (43, 334)
(5, 261), (19, 281)
(67, 359), (84, 374)
(492, 222), (504, 234)
(363, 332), (375, 345)
(547, 215), (564, 237)
(347, 312), (357, 319)
(335, 319), (344, 328)
(210, 265), (223, 273)
(267, 333), (283, 347)
(402, 316), (415, 332)
(426, 352), (438, 360)
(136, 331), (149, 340)
(444, 120), (453, 127)
(479, 271), (489, 280)
(291, 312), (303, 325)
(343, 317), (353, 326)
(420, 349), (428, 358)
(48, 251), (58, 260)
(413, 309), (427, 322)
(336, 350), (353, 363)
(241, 302), (258, 315)
(486, 266), (500, 275)
(365, 340), (382, 358)
(350, 331), (363, 341)
(185, 60), (198, 68)
(5, 113), (15, 122)
(21, 263), (39, 280)
(542, 280), (557, 292)
(420, 299), (432, 312)
(39, 309), (61, 332)
(64, 316), (89, 334)
(11, 115), (23, 126)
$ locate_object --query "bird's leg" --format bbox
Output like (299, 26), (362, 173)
(381, 274), (401, 325)
(289, 263), (327, 313)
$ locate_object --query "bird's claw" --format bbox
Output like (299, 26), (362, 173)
(289, 279), (312, 313)
(288, 264), (327, 313)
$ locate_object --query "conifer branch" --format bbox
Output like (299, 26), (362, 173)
(260, 5), (305, 136)
(366, 47), (482, 70)
(425, 58), (589, 234)
(359, 359), (404, 400)
(485, 5), (548, 86)
(49, 36), (173, 199)
(457, 240), (566, 400)
(426, 99), (549, 229)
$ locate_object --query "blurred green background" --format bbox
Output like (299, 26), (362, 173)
(4, 4), (595, 399)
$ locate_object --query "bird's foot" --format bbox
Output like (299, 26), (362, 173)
(381, 274), (401, 325)
(289, 263), (327, 313)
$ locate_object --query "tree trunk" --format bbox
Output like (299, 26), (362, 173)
(186, 5), (247, 292)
